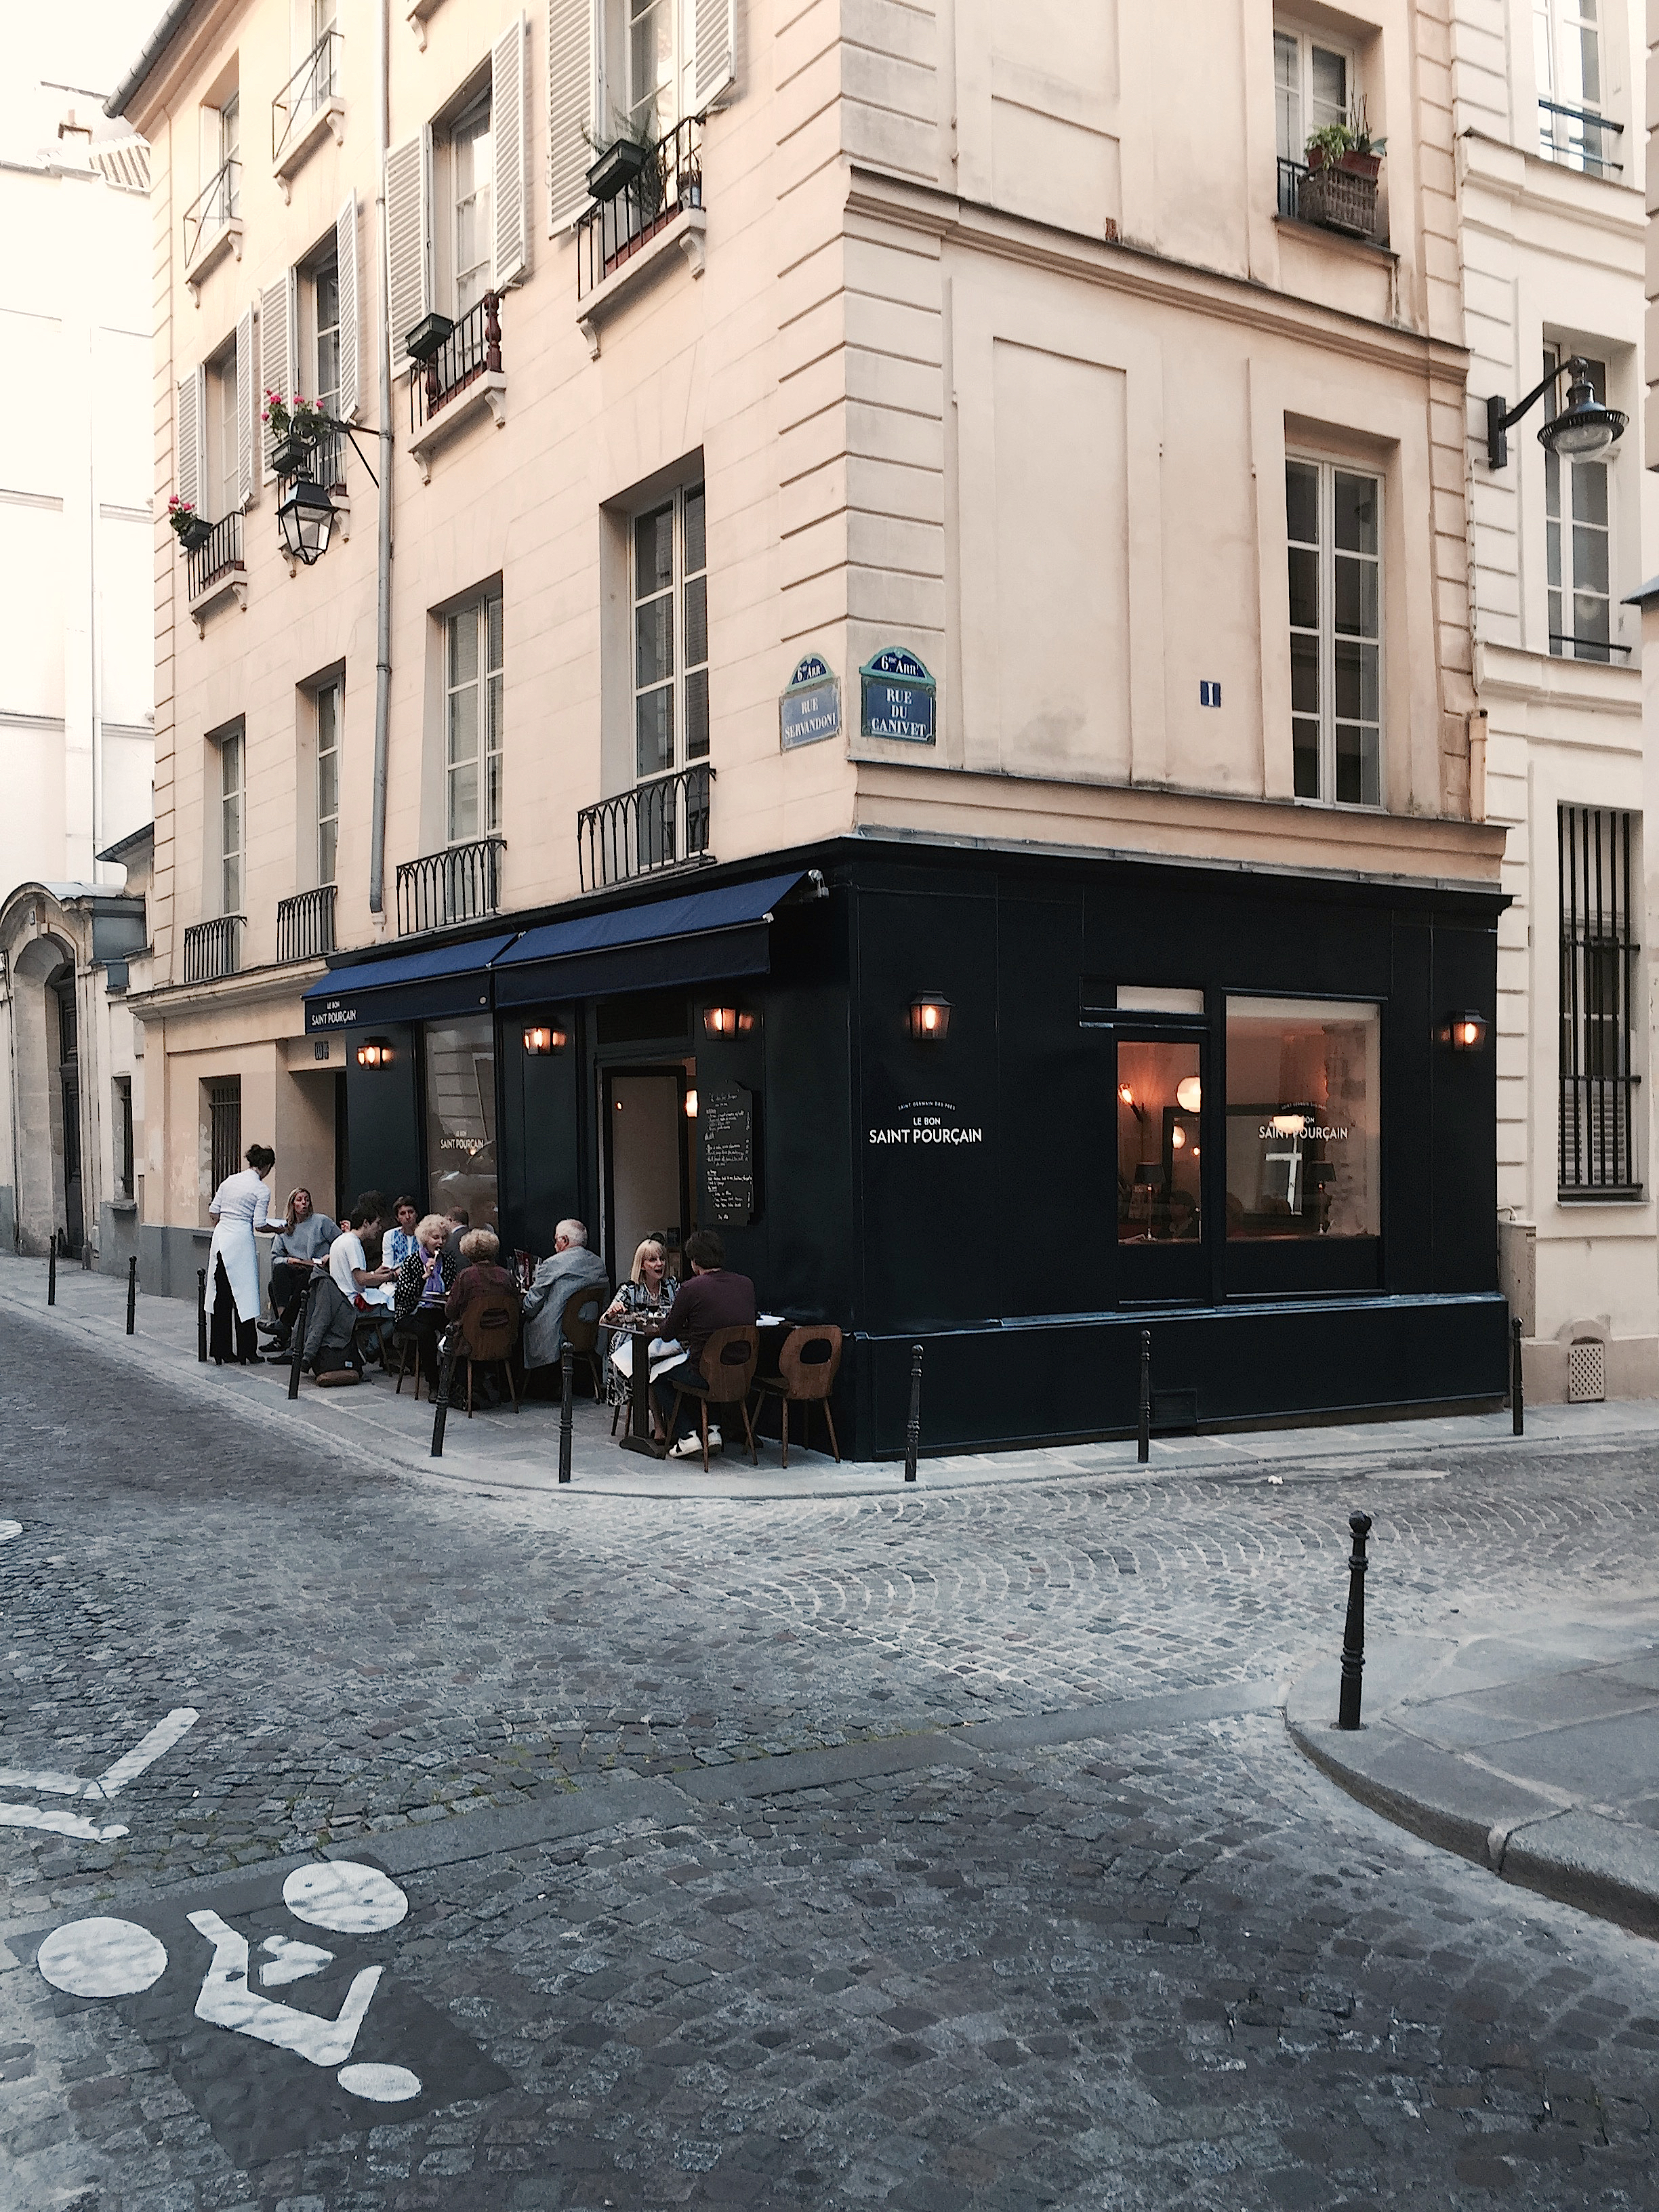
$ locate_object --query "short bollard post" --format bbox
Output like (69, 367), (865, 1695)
(287, 1275), (315, 1401)
(47, 1232), (56, 1307)
(197, 1268), (208, 1361)
(1136, 1329), (1151, 1465)
(1511, 1315), (1524, 1438)
(1337, 1510), (1373, 1730)
(125, 1254), (137, 1335)
(82, 1240), (91, 1271)
(903, 1342), (924, 1481)
(558, 1344), (574, 1485)
(431, 1335), (457, 1458)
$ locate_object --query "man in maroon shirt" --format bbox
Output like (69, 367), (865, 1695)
(653, 1229), (757, 1456)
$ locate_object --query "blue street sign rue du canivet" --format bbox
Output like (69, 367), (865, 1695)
(779, 654), (842, 750)
(859, 648), (937, 745)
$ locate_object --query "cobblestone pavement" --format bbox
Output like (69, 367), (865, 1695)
(2, 1307), (1658, 2209)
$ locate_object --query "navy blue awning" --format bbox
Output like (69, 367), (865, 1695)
(493, 872), (804, 1007)
(304, 933), (516, 1033)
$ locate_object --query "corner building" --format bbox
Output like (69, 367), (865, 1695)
(117, 0), (1508, 1456)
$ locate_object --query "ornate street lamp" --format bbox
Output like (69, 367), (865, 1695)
(276, 476), (336, 567)
(1486, 354), (1626, 470)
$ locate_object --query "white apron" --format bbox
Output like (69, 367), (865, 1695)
(205, 1169), (270, 1325)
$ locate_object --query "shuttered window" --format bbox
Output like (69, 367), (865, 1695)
(259, 274), (295, 475)
(234, 306), (255, 509)
(492, 16), (529, 287)
(176, 369), (204, 514)
(384, 131), (432, 368)
(547, 0), (733, 233)
(334, 191), (360, 417)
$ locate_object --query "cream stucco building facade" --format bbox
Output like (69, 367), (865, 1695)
(111, 0), (1522, 1452)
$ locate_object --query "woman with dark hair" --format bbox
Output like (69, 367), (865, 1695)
(383, 1195), (421, 1275)
(205, 1141), (280, 1366)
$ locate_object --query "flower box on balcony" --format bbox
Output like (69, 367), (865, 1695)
(176, 515), (214, 552)
(404, 310), (455, 364)
(587, 137), (650, 203)
(1298, 150), (1380, 237)
(270, 430), (315, 478)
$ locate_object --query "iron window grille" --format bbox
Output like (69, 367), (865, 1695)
(276, 884), (337, 964)
(396, 836), (505, 935)
(183, 916), (244, 984)
(1559, 805), (1641, 1194)
(207, 1076), (242, 1192)
(272, 28), (342, 163)
(577, 763), (713, 892)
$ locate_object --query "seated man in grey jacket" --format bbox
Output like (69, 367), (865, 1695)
(521, 1218), (610, 1372)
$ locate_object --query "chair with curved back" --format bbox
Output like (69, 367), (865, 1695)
(560, 1284), (608, 1401)
(753, 1323), (843, 1465)
(665, 1325), (759, 1470)
(457, 1295), (520, 1415)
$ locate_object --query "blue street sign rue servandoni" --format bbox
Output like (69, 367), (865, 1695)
(779, 653), (842, 750)
(859, 648), (937, 745)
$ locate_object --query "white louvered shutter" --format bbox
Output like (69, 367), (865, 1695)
(335, 190), (360, 418)
(235, 306), (255, 509)
(176, 369), (203, 514)
(385, 129), (431, 370)
(492, 15), (529, 287)
(694, 0), (736, 110)
(258, 274), (294, 476)
(548, 0), (599, 232)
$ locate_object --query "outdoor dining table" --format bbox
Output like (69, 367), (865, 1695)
(609, 1311), (794, 1456)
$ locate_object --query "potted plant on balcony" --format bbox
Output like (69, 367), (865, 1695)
(167, 495), (212, 552)
(264, 390), (328, 477)
(585, 116), (653, 204)
(1299, 101), (1385, 236)
(403, 312), (455, 365)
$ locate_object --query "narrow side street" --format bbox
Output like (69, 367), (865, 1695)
(2, 1310), (1657, 2209)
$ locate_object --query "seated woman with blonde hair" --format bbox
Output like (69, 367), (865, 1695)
(392, 1212), (457, 1393)
(600, 1235), (680, 1420)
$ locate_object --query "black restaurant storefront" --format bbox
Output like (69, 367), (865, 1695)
(303, 836), (1507, 1460)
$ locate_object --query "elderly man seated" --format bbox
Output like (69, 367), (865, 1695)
(520, 1218), (609, 1380)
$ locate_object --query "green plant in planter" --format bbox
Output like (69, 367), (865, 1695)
(1305, 98), (1386, 171)
(166, 494), (197, 539)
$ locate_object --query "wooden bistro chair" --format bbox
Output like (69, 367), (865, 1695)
(457, 1295), (521, 1416)
(560, 1284), (608, 1401)
(666, 1325), (759, 1470)
(754, 1324), (843, 1465)
(392, 1324), (424, 1399)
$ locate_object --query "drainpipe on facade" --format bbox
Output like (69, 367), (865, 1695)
(368, 0), (393, 920)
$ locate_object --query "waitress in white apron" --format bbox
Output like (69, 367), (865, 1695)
(205, 1141), (279, 1365)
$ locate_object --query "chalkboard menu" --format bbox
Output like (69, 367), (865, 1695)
(701, 1084), (754, 1226)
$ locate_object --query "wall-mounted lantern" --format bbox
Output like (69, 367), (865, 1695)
(1441, 1012), (1489, 1051)
(356, 1037), (394, 1070)
(703, 1004), (755, 1038)
(907, 992), (951, 1042)
(1486, 354), (1626, 470)
(276, 477), (336, 567)
(684, 1088), (699, 1119)
(523, 1023), (567, 1055)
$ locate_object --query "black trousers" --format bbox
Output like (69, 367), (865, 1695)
(268, 1260), (315, 1332)
(209, 1257), (259, 1365)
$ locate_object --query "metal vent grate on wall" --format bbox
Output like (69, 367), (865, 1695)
(1567, 1340), (1605, 1404)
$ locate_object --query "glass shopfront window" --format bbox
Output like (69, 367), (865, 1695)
(423, 1016), (498, 1231)
(1116, 1040), (1204, 1244)
(1226, 998), (1379, 1239)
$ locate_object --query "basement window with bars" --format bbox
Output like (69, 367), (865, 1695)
(1559, 805), (1641, 1195)
(207, 1076), (243, 1195)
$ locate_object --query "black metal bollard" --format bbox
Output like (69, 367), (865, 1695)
(82, 1240), (91, 1271)
(47, 1232), (56, 1306)
(1136, 1329), (1151, 1465)
(558, 1343), (574, 1484)
(1337, 1510), (1373, 1730)
(1511, 1315), (1524, 1438)
(287, 1275), (316, 1401)
(903, 1342), (924, 1481)
(430, 1336), (457, 1458)
(197, 1268), (208, 1361)
(125, 1254), (137, 1334)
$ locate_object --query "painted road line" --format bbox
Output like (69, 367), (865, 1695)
(0, 1706), (199, 1843)
(87, 1706), (199, 1799)
(0, 1521), (21, 1542)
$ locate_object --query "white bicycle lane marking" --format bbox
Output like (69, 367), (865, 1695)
(0, 1707), (199, 1841)
(37, 1862), (422, 2104)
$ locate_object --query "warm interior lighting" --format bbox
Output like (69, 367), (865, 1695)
(908, 993), (951, 1041)
(1443, 1012), (1489, 1051)
(704, 1006), (739, 1037)
(356, 1038), (392, 1071)
(1118, 1084), (1134, 1107)
(684, 1088), (699, 1118)
(1171, 1126), (1187, 1149)
(1176, 1075), (1202, 1113)
(523, 1023), (566, 1056)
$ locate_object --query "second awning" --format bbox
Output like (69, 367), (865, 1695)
(492, 872), (804, 1007)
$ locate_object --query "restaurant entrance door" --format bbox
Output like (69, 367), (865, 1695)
(602, 1067), (691, 1279)
(1113, 1029), (1208, 1303)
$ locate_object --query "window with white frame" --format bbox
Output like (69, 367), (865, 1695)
(633, 483), (708, 785)
(1544, 347), (1614, 662)
(621, 0), (698, 141)
(217, 92), (241, 217)
(451, 88), (494, 317)
(315, 679), (341, 883)
(1274, 22), (1353, 170)
(219, 728), (245, 914)
(548, 0), (734, 226)
(314, 259), (342, 417)
(1535, 0), (1617, 175)
(1286, 457), (1381, 807)
(446, 591), (504, 843)
(205, 342), (241, 523)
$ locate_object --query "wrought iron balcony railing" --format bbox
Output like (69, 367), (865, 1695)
(276, 884), (337, 963)
(183, 158), (240, 264)
(272, 30), (342, 163)
(577, 117), (703, 300)
(578, 764), (712, 893)
(1538, 97), (1622, 178)
(183, 914), (243, 984)
(186, 512), (244, 599)
(396, 836), (505, 935)
(408, 293), (501, 432)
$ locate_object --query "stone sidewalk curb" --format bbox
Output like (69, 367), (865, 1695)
(1286, 1643), (1659, 1941)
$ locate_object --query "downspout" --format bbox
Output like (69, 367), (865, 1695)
(369, 0), (393, 917)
